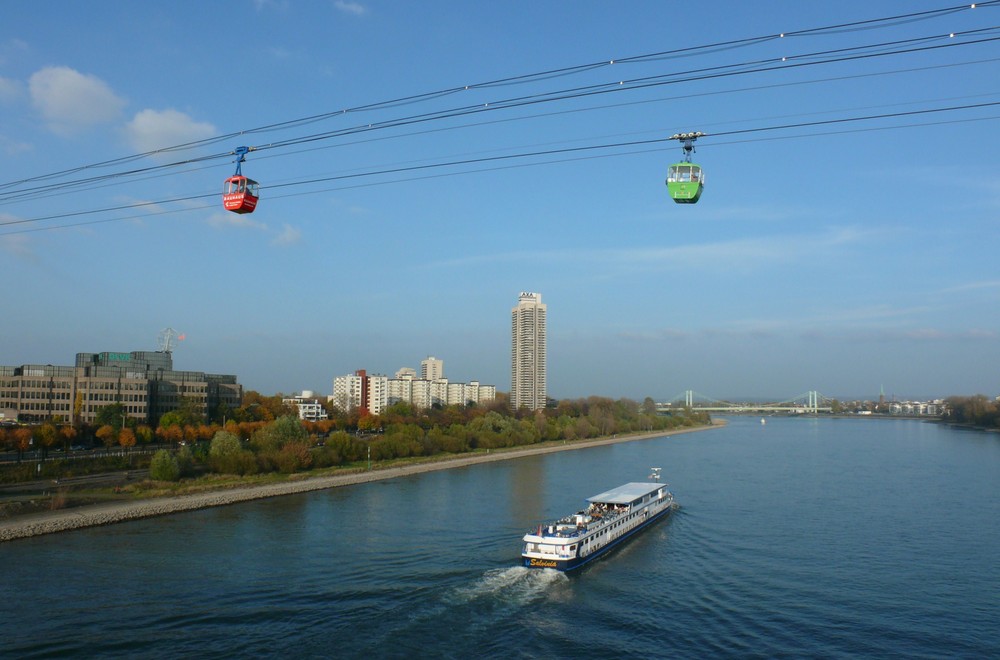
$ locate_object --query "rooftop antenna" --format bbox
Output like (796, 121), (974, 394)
(648, 467), (662, 482)
(157, 327), (185, 353)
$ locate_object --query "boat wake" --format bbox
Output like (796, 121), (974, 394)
(449, 566), (568, 608)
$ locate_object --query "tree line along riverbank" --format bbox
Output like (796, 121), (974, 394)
(0, 397), (711, 524)
(0, 417), (722, 542)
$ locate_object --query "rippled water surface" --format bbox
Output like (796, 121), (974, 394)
(3, 417), (999, 658)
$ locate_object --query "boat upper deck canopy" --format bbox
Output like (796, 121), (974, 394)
(587, 482), (663, 506)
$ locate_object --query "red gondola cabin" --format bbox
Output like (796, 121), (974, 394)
(223, 175), (259, 214)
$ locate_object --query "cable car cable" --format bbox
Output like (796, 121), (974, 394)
(247, 30), (1000, 156)
(7, 110), (1000, 237)
(4, 98), (998, 231)
(1, 1), (994, 192)
(3, 38), (997, 208)
(5, 27), (997, 200)
(5, 53), (996, 210)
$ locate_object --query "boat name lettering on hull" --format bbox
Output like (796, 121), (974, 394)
(528, 559), (558, 568)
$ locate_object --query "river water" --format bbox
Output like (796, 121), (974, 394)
(3, 417), (998, 658)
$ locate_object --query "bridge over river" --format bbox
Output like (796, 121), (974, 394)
(657, 390), (833, 414)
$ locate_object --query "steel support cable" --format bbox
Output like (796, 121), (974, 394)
(3, 28), (997, 204)
(214, 58), (1000, 181)
(247, 30), (1000, 156)
(5, 53), (999, 212)
(0, 152), (233, 202)
(1, 2), (995, 193)
(3, 99), (1000, 231)
(6, 27), (993, 206)
(4, 111), (999, 237)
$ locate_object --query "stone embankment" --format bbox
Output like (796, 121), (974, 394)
(1, 423), (723, 542)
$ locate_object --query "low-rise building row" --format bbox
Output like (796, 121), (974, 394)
(0, 351), (242, 425)
(331, 360), (495, 415)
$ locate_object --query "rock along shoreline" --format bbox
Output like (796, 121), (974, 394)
(0, 423), (723, 543)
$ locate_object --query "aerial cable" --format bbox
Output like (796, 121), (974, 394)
(230, 57), (1000, 174)
(6, 25), (994, 202)
(4, 26), (997, 199)
(0, 151), (233, 202)
(4, 54), (996, 209)
(4, 98), (999, 232)
(1, 1), (994, 192)
(250, 30), (1000, 155)
(261, 91), (1000, 190)
(184, 30), (997, 160)
(4, 110), (998, 237)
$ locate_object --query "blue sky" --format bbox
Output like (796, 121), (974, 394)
(1, 1), (999, 403)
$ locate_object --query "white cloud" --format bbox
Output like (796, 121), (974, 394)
(125, 108), (216, 154)
(333, 0), (366, 16)
(271, 223), (302, 245)
(29, 66), (126, 134)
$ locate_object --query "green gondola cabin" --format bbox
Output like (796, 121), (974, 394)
(666, 162), (704, 204)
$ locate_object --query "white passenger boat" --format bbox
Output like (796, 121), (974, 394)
(521, 469), (675, 571)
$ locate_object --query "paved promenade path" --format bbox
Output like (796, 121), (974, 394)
(1, 423), (722, 543)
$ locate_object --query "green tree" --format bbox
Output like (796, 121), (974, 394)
(95, 403), (127, 429)
(208, 430), (253, 474)
(210, 430), (242, 457)
(149, 449), (180, 481)
(135, 424), (154, 445)
(175, 446), (195, 477)
(158, 395), (204, 428)
(250, 415), (308, 453)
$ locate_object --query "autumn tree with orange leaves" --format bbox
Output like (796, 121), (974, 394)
(118, 427), (137, 453)
(14, 427), (33, 461)
(96, 425), (117, 448)
(60, 424), (77, 450)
